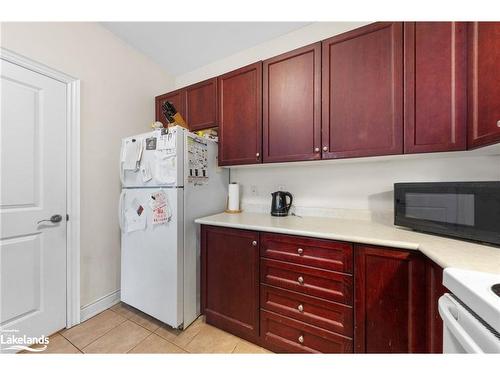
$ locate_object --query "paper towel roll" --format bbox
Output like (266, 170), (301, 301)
(228, 183), (240, 211)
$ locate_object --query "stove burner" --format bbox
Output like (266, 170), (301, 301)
(492, 284), (500, 297)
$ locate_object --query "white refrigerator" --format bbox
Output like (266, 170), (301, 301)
(119, 126), (228, 329)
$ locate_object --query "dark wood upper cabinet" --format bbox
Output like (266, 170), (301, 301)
(155, 89), (186, 127)
(468, 22), (500, 148)
(185, 77), (217, 131)
(354, 245), (426, 353)
(263, 43), (322, 163)
(322, 22), (403, 159)
(404, 22), (467, 154)
(201, 226), (260, 343)
(218, 62), (263, 166)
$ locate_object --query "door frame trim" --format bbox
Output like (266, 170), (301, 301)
(1, 47), (81, 328)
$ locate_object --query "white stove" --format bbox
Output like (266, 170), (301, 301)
(439, 268), (500, 353)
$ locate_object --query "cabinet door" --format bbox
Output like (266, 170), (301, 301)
(426, 259), (447, 353)
(404, 22), (467, 153)
(263, 43), (321, 162)
(185, 77), (217, 131)
(218, 62), (262, 166)
(322, 22), (403, 159)
(201, 226), (260, 343)
(354, 245), (426, 353)
(468, 22), (500, 148)
(155, 88), (186, 126)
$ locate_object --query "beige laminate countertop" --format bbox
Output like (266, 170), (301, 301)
(195, 212), (500, 275)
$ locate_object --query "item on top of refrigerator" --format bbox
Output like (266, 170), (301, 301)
(151, 121), (165, 130)
(195, 128), (218, 142)
(225, 182), (241, 213)
(161, 101), (188, 129)
(122, 138), (144, 170)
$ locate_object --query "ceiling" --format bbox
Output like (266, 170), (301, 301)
(101, 22), (311, 76)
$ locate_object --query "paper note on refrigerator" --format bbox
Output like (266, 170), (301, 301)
(150, 190), (171, 225)
(187, 136), (208, 185)
(123, 138), (143, 170)
(154, 151), (177, 184)
(124, 198), (147, 233)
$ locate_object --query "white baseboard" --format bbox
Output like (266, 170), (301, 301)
(80, 290), (121, 322)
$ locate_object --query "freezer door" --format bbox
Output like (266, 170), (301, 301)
(120, 127), (184, 188)
(120, 187), (184, 328)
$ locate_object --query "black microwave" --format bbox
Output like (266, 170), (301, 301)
(394, 182), (500, 246)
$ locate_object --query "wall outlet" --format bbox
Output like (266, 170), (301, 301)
(250, 185), (258, 196)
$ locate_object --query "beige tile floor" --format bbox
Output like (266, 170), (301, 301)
(22, 302), (271, 354)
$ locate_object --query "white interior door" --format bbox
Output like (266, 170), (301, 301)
(0, 60), (67, 352)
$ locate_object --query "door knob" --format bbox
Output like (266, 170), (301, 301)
(298, 335), (304, 344)
(37, 214), (63, 225)
(314, 147), (320, 152)
(297, 248), (304, 255)
(322, 146), (328, 152)
(497, 120), (500, 128)
(252, 240), (257, 247)
(297, 304), (304, 312)
(297, 276), (304, 285)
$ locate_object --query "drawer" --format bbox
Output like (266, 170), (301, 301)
(260, 284), (353, 336)
(261, 233), (353, 273)
(261, 258), (353, 304)
(260, 310), (353, 353)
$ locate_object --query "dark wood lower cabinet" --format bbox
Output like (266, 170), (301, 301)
(201, 226), (260, 344)
(354, 244), (427, 353)
(201, 225), (446, 353)
(426, 259), (447, 353)
(260, 310), (353, 353)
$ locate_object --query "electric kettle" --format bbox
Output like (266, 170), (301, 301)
(271, 191), (293, 217)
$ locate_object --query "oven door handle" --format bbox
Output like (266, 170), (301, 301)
(438, 294), (483, 353)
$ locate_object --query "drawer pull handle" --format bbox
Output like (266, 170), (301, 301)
(297, 304), (304, 312)
(298, 335), (304, 344)
(297, 276), (304, 285)
(297, 248), (303, 255)
(251, 240), (257, 247)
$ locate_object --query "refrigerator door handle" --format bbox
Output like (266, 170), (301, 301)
(118, 190), (126, 232)
(119, 160), (125, 186)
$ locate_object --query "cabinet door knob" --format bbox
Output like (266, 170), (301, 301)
(497, 120), (500, 128)
(256, 152), (260, 158)
(314, 147), (320, 152)
(252, 240), (257, 247)
(297, 276), (304, 285)
(297, 248), (303, 255)
(297, 304), (304, 312)
(322, 146), (328, 152)
(298, 335), (304, 344)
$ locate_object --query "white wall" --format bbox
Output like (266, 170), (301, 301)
(175, 22), (369, 87)
(230, 153), (500, 223)
(174, 21), (500, 223)
(1, 22), (174, 307)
